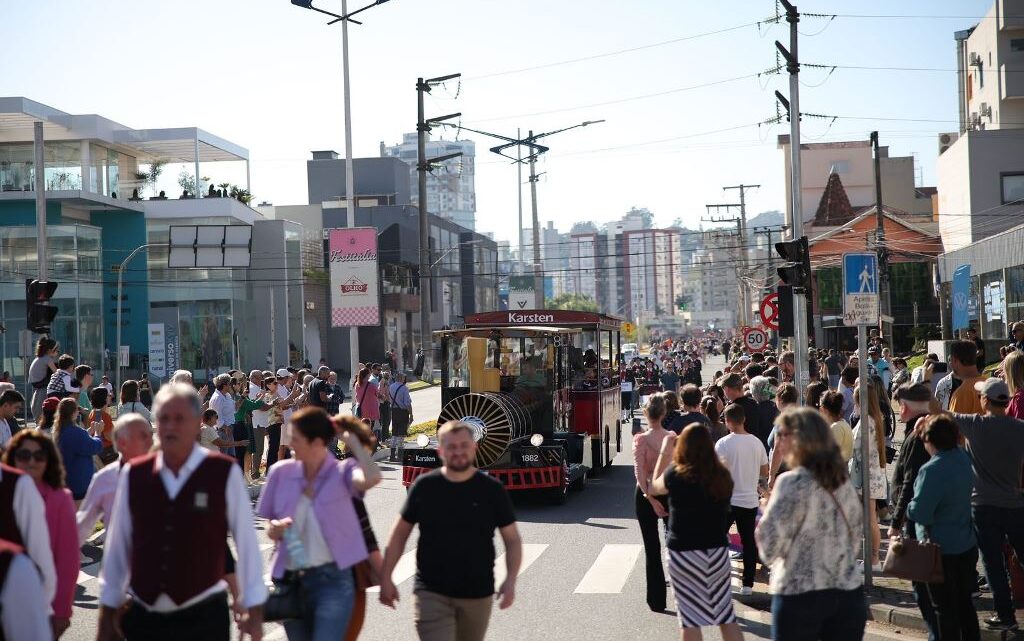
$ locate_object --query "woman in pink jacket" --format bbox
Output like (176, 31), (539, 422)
(3, 429), (79, 638)
(353, 367), (381, 443)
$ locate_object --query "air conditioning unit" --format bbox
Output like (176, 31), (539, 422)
(970, 52), (983, 66)
(981, 102), (993, 119)
(938, 131), (959, 155)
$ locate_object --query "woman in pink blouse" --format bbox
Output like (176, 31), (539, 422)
(1004, 351), (1024, 419)
(3, 429), (79, 638)
(632, 392), (672, 612)
(353, 367), (381, 442)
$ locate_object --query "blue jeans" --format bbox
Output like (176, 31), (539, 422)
(828, 374), (840, 390)
(973, 505), (1024, 621)
(282, 564), (355, 641)
(771, 588), (866, 641)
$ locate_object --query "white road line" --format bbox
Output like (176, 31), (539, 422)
(573, 544), (642, 594)
(493, 543), (548, 588)
(367, 549), (417, 593)
(77, 562), (101, 586)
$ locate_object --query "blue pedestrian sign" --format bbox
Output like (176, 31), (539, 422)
(843, 253), (879, 326)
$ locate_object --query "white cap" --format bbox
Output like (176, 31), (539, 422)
(275, 368), (291, 378)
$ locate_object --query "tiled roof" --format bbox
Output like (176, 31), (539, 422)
(813, 172), (856, 226)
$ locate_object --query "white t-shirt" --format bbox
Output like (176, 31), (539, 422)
(278, 385), (293, 447)
(714, 432), (768, 509)
(199, 425), (220, 451)
(249, 382), (269, 428)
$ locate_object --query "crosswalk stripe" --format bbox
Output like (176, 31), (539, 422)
(367, 549), (417, 593)
(573, 544), (642, 594)
(493, 543), (548, 588)
(77, 562), (101, 586)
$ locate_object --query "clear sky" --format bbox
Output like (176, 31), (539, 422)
(1, 0), (993, 242)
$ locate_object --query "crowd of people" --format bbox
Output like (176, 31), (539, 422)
(0, 339), (470, 641)
(630, 328), (1024, 641)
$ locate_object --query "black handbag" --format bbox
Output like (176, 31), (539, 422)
(263, 572), (305, 622)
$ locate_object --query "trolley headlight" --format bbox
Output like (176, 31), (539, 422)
(416, 434), (430, 448)
(530, 433), (544, 447)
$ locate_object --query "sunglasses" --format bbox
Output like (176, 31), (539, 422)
(13, 448), (48, 463)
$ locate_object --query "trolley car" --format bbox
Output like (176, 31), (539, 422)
(401, 310), (624, 504)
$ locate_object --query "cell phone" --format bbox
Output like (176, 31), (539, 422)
(931, 362), (948, 373)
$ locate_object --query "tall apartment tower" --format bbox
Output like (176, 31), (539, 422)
(381, 133), (477, 230)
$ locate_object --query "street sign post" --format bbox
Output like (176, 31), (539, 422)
(842, 253), (880, 327)
(843, 252), (878, 588)
(743, 327), (768, 353)
(759, 293), (780, 331)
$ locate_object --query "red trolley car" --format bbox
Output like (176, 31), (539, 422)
(401, 310), (624, 504)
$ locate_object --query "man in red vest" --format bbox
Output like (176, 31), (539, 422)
(0, 461), (55, 610)
(0, 536), (51, 640)
(97, 383), (266, 641)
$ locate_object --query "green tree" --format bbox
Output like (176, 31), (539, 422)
(545, 293), (599, 312)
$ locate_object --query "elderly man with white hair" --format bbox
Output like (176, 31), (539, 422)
(97, 384), (266, 641)
(76, 413), (153, 545)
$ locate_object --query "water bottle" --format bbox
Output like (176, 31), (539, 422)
(282, 525), (308, 569)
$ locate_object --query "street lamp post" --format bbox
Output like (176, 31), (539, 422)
(114, 244), (159, 399)
(291, 0), (392, 381)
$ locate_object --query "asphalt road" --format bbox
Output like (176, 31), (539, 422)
(66, 360), (922, 641)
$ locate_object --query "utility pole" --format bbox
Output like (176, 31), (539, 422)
(527, 132), (543, 308)
(871, 131), (891, 343)
(417, 74), (462, 380)
(723, 183), (760, 325)
(34, 122), (47, 282)
(516, 127), (524, 270)
(704, 203), (750, 326)
(776, 0), (809, 399)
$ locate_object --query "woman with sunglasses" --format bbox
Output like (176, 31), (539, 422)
(3, 430), (79, 638)
(264, 376), (285, 468)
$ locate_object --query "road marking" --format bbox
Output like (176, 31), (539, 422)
(493, 543), (548, 587)
(78, 562), (101, 586)
(573, 544), (642, 594)
(367, 549), (417, 593)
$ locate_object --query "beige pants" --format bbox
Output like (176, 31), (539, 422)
(414, 590), (493, 641)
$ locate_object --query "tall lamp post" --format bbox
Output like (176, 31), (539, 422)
(291, 0), (392, 381)
(114, 244), (159, 399)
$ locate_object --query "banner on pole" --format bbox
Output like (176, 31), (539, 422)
(952, 264), (971, 331)
(147, 323), (167, 378)
(328, 228), (380, 327)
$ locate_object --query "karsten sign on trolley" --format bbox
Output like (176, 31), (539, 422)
(743, 327), (768, 353)
(842, 253), (879, 327)
(329, 227), (380, 327)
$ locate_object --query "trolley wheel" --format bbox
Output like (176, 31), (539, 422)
(571, 469), (588, 492)
(544, 482), (568, 505)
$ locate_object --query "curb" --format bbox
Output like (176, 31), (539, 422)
(866, 601), (1016, 641)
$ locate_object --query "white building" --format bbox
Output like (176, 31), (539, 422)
(937, 0), (1024, 251)
(381, 133), (477, 230)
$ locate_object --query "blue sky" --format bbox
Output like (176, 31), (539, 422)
(1, 0), (993, 242)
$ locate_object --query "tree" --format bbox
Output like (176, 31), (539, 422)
(545, 293), (599, 312)
(570, 221), (598, 234)
(626, 207), (655, 229)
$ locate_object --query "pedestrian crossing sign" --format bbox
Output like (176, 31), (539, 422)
(842, 253), (879, 326)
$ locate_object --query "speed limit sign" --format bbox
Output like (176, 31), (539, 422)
(743, 327), (769, 353)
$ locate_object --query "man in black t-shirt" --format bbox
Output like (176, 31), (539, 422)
(307, 366), (332, 409)
(380, 421), (523, 641)
(719, 373), (768, 451)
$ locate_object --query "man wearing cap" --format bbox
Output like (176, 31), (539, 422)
(888, 383), (940, 639)
(951, 378), (1024, 631)
(274, 368), (301, 462)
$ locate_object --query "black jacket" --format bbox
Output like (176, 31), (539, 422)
(890, 414), (930, 531)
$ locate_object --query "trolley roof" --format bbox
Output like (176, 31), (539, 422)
(434, 326), (582, 339)
(463, 310), (624, 331)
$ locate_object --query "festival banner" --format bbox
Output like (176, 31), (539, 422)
(329, 227), (380, 327)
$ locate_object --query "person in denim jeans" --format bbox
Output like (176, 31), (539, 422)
(258, 409), (382, 641)
(756, 408), (866, 641)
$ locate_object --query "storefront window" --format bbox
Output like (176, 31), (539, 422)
(981, 270), (1007, 339)
(1006, 265), (1024, 325)
(889, 262), (934, 317)
(177, 300), (233, 379)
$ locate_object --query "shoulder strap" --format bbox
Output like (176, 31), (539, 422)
(359, 384), (370, 405)
(828, 490), (855, 542)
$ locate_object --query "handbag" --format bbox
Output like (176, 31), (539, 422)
(263, 571), (305, 622)
(883, 532), (944, 584)
(354, 384), (370, 419)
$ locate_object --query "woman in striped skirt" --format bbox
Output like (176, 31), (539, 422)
(650, 424), (743, 641)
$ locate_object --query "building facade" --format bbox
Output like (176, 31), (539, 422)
(381, 133), (477, 230)
(0, 97), (304, 386)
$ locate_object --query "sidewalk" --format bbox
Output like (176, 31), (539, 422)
(729, 531), (1023, 641)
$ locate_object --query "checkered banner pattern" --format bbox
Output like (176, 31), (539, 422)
(332, 306), (380, 327)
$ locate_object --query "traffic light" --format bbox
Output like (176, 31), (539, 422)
(775, 236), (811, 290)
(777, 285), (794, 338)
(26, 279), (58, 334)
